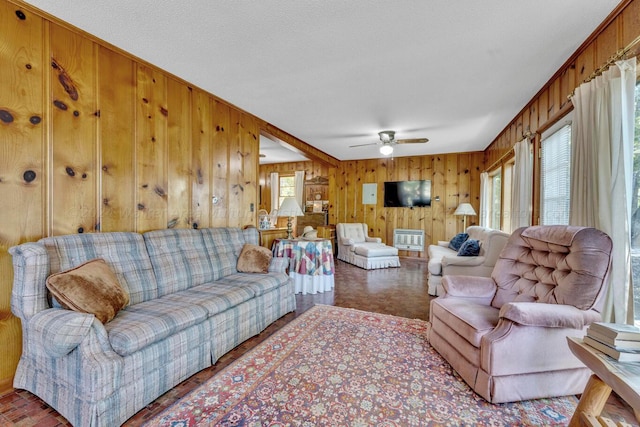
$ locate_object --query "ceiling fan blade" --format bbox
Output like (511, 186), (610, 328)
(396, 138), (429, 144)
(349, 142), (379, 148)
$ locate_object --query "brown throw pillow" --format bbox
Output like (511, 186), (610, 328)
(237, 244), (273, 274)
(46, 258), (129, 324)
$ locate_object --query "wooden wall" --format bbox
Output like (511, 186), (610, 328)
(261, 152), (484, 257)
(258, 161), (332, 212)
(334, 153), (484, 256)
(484, 0), (640, 203)
(0, 1), (265, 392)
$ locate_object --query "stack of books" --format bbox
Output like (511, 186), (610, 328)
(583, 322), (640, 362)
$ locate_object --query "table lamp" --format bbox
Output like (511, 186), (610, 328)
(277, 197), (304, 239)
(454, 203), (477, 230)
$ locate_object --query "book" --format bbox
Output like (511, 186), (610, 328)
(586, 328), (640, 349)
(583, 336), (640, 362)
(588, 322), (640, 341)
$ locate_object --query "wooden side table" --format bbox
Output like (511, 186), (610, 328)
(566, 337), (640, 426)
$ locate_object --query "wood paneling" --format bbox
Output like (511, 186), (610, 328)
(484, 0), (639, 169)
(0, 1), (46, 394)
(0, 0), (292, 393)
(263, 153), (484, 258)
(98, 46), (135, 232)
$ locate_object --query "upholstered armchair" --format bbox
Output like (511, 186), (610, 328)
(336, 223), (400, 269)
(429, 225), (612, 403)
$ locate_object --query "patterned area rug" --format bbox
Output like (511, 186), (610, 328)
(144, 305), (578, 426)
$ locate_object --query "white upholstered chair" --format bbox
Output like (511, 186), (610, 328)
(336, 223), (400, 269)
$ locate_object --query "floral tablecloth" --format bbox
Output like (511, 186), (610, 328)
(273, 239), (335, 294)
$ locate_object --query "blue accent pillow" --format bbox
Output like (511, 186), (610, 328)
(448, 233), (469, 251)
(458, 239), (480, 256)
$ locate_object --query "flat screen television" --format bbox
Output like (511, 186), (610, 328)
(384, 180), (432, 207)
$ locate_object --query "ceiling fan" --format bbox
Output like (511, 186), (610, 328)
(349, 130), (429, 155)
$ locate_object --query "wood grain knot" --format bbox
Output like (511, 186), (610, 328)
(192, 223), (199, 229)
(137, 203), (145, 211)
(23, 170), (36, 183)
(65, 167), (75, 177)
(159, 107), (168, 117)
(53, 100), (68, 111)
(29, 115), (41, 124)
(167, 218), (178, 228)
(15, 10), (26, 20)
(154, 186), (166, 197)
(77, 227), (84, 234)
(0, 109), (14, 123)
(25, 64), (32, 70)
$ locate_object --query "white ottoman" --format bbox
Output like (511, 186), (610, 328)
(350, 243), (401, 270)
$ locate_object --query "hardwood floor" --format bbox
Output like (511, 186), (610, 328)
(0, 258), (635, 426)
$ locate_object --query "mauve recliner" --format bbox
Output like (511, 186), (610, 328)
(429, 225), (613, 403)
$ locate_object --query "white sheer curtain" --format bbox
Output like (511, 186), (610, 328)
(510, 138), (533, 231)
(294, 170), (305, 210)
(270, 172), (279, 211)
(479, 172), (489, 227)
(569, 57), (636, 323)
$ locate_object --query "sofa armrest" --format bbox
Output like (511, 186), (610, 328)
(365, 237), (382, 243)
(9, 242), (50, 320)
(269, 257), (288, 273)
(30, 308), (95, 357)
(442, 255), (486, 268)
(499, 302), (602, 329)
(340, 237), (355, 246)
(437, 241), (450, 247)
(442, 275), (497, 299)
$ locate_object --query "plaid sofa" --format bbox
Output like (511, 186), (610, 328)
(9, 227), (296, 427)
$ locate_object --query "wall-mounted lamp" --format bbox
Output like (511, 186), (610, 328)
(454, 203), (477, 230)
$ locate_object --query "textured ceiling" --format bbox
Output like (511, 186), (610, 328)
(24, 0), (620, 161)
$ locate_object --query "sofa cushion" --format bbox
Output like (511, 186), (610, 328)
(458, 239), (481, 256)
(46, 258), (129, 324)
(353, 243), (398, 257)
(200, 228), (248, 280)
(162, 282), (256, 317)
(215, 272), (289, 296)
(39, 232), (158, 305)
(427, 244), (456, 275)
(431, 298), (499, 347)
(237, 244), (272, 273)
(143, 229), (214, 297)
(448, 233), (469, 251)
(106, 299), (208, 356)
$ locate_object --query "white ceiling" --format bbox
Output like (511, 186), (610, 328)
(24, 0), (620, 162)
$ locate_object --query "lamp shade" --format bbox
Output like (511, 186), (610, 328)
(454, 203), (477, 216)
(379, 144), (394, 156)
(277, 197), (304, 217)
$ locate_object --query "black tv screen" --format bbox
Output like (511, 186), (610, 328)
(384, 180), (432, 207)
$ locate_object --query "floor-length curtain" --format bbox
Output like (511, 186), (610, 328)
(569, 57), (636, 323)
(294, 170), (305, 209)
(510, 138), (533, 231)
(270, 172), (279, 211)
(479, 172), (489, 227)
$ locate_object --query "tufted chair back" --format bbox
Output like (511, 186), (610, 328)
(337, 223), (368, 243)
(490, 225), (612, 311)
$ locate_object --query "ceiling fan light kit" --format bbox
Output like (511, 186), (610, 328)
(379, 144), (394, 155)
(348, 129), (429, 155)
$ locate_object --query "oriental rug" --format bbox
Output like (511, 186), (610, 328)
(144, 305), (578, 426)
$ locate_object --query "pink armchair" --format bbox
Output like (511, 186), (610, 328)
(429, 225), (612, 403)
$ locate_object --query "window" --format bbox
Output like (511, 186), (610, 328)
(278, 175), (295, 208)
(488, 169), (501, 229)
(502, 160), (514, 232)
(540, 121), (572, 225)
